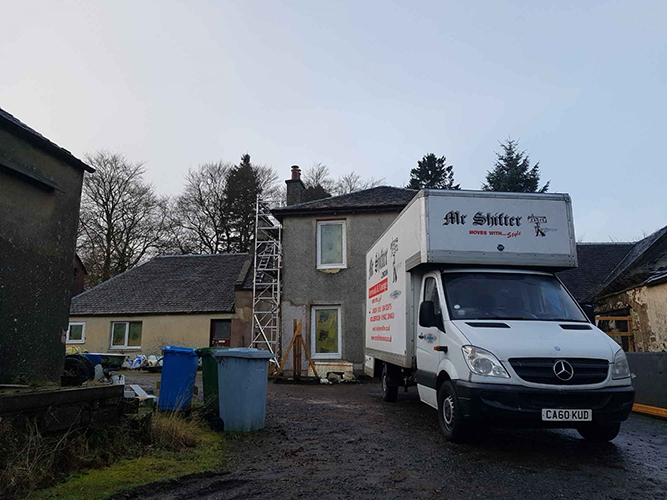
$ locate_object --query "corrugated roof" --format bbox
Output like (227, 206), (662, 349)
(272, 186), (417, 218)
(557, 243), (633, 302)
(70, 254), (252, 316)
(0, 107), (93, 172)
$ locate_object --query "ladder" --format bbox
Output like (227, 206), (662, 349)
(250, 197), (282, 365)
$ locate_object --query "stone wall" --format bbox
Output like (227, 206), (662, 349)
(0, 128), (85, 384)
(595, 282), (667, 352)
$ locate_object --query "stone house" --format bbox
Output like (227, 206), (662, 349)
(272, 167), (416, 376)
(0, 107), (94, 384)
(587, 226), (667, 352)
(558, 229), (667, 353)
(69, 254), (253, 355)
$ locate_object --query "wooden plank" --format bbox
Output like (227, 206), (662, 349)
(596, 316), (632, 321)
(0, 385), (123, 414)
(633, 403), (667, 419)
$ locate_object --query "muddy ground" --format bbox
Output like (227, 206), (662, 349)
(121, 374), (667, 499)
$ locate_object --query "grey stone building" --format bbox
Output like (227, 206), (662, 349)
(272, 168), (415, 375)
(0, 107), (94, 384)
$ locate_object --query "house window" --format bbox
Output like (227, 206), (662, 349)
(311, 306), (341, 359)
(67, 322), (86, 344)
(110, 321), (142, 349)
(317, 220), (346, 269)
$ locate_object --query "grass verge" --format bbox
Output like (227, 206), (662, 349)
(0, 411), (224, 500)
(32, 420), (223, 500)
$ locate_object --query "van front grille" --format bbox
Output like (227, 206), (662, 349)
(508, 358), (609, 385)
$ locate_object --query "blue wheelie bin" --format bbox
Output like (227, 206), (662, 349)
(158, 345), (198, 411)
(212, 348), (273, 431)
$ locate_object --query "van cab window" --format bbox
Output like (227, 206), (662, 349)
(441, 272), (587, 322)
(423, 277), (442, 317)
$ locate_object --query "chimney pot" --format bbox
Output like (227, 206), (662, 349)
(286, 165), (305, 205)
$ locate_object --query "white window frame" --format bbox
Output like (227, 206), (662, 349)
(110, 321), (142, 350)
(66, 322), (86, 344)
(317, 220), (347, 269)
(311, 305), (342, 360)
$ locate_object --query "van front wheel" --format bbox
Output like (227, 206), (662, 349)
(381, 364), (399, 402)
(437, 381), (470, 442)
(577, 422), (621, 442)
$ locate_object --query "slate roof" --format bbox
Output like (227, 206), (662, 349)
(0, 107), (93, 172)
(558, 243), (633, 302)
(593, 224), (667, 298)
(70, 254), (253, 316)
(272, 186), (417, 219)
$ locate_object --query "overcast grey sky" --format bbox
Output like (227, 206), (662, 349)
(2, 1), (665, 241)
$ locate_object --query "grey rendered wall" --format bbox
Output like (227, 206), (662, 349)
(627, 353), (667, 409)
(0, 128), (84, 384)
(280, 212), (400, 372)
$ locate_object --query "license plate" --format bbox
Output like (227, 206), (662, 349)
(541, 409), (592, 421)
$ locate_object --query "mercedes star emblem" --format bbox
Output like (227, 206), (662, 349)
(553, 359), (574, 381)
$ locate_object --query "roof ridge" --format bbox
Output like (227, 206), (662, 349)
(154, 252), (249, 259)
(276, 185), (414, 210)
(576, 242), (634, 246)
(0, 107), (94, 172)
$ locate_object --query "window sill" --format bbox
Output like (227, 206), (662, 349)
(109, 347), (141, 351)
(317, 266), (346, 273)
(312, 355), (342, 360)
(66, 341), (85, 345)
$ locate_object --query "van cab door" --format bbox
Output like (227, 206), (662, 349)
(416, 273), (446, 408)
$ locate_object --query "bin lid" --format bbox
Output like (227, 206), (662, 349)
(212, 348), (274, 359)
(163, 345), (197, 356)
(195, 347), (223, 357)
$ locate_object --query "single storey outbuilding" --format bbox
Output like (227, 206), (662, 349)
(69, 253), (253, 355)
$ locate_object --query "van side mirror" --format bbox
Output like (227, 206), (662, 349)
(582, 304), (595, 323)
(419, 301), (443, 330)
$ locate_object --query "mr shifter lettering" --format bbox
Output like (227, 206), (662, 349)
(443, 210), (522, 227)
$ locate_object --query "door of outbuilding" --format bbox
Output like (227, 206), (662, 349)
(210, 319), (231, 347)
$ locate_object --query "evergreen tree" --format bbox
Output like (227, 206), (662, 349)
(482, 139), (549, 193)
(224, 154), (261, 252)
(407, 154), (460, 190)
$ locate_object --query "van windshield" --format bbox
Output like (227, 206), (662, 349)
(441, 272), (588, 322)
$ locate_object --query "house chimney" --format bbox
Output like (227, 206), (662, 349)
(285, 165), (305, 205)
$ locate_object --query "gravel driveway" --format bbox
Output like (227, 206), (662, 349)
(120, 378), (667, 499)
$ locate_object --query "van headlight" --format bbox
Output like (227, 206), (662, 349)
(612, 349), (631, 379)
(462, 346), (510, 378)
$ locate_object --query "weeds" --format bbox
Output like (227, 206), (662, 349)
(0, 409), (218, 499)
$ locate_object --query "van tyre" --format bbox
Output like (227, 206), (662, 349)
(381, 364), (399, 402)
(437, 381), (470, 443)
(577, 422), (621, 442)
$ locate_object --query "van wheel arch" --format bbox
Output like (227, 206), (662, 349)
(436, 370), (451, 393)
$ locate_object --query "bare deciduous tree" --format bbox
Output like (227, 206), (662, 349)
(78, 151), (168, 285)
(302, 163), (335, 192)
(333, 172), (384, 196)
(169, 156), (281, 253)
(168, 161), (233, 254)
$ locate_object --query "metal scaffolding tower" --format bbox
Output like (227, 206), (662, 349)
(250, 197), (282, 364)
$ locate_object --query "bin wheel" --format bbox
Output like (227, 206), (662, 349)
(381, 364), (399, 402)
(209, 417), (225, 432)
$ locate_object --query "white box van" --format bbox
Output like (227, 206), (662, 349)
(364, 190), (634, 442)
